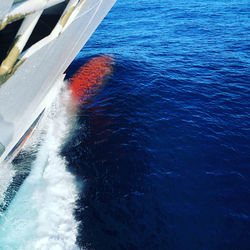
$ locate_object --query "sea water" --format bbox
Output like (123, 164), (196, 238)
(0, 0), (249, 249)
(0, 88), (79, 249)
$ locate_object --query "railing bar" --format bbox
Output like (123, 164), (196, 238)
(0, 0), (68, 30)
(0, 10), (43, 75)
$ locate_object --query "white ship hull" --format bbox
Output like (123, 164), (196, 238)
(0, 0), (116, 163)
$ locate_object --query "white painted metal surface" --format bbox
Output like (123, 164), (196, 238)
(0, 0), (117, 163)
(0, 0), (14, 21)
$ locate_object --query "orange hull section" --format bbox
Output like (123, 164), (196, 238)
(69, 55), (114, 104)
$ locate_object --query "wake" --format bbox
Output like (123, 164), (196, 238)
(0, 83), (79, 249)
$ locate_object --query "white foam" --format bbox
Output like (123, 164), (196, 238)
(0, 84), (80, 249)
(0, 162), (15, 215)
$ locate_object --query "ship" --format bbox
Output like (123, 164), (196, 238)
(0, 0), (116, 164)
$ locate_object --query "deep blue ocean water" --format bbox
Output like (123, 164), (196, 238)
(0, 0), (249, 249)
(63, 0), (250, 249)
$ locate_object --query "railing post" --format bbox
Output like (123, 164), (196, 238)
(0, 8), (43, 75)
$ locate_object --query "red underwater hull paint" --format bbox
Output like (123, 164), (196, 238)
(69, 55), (114, 104)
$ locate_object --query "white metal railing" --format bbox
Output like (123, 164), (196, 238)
(0, 0), (66, 30)
(0, 0), (86, 78)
